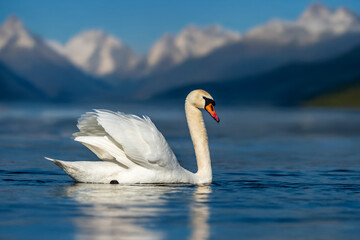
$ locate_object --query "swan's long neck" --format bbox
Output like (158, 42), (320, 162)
(185, 100), (212, 183)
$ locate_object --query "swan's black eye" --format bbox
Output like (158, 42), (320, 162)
(203, 96), (215, 108)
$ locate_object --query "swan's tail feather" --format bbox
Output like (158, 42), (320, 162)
(45, 157), (61, 165)
(45, 157), (80, 181)
(45, 157), (124, 183)
(45, 157), (56, 162)
(45, 157), (71, 171)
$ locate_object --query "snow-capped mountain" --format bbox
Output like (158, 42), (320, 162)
(298, 3), (360, 35)
(0, 15), (35, 50)
(146, 24), (241, 71)
(245, 3), (360, 45)
(0, 16), (103, 100)
(52, 30), (140, 77)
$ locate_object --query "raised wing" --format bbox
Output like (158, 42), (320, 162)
(73, 110), (179, 170)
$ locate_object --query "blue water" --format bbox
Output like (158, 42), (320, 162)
(1, 103), (360, 240)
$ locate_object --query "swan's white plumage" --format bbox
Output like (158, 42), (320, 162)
(95, 110), (178, 169)
(74, 136), (135, 168)
(48, 90), (217, 184)
(73, 110), (179, 170)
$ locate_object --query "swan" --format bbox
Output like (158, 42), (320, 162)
(47, 89), (219, 184)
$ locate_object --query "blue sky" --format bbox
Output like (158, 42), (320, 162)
(1, 0), (360, 53)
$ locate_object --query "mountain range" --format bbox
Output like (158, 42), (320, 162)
(48, 23), (242, 80)
(1, 3), (360, 105)
(134, 3), (360, 98)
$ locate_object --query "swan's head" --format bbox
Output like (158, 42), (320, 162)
(186, 89), (220, 123)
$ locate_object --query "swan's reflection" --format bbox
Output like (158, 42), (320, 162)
(65, 184), (172, 240)
(63, 184), (211, 240)
(190, 186), (211, 240)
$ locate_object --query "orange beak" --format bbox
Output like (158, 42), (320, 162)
(205, 103), (220, 123)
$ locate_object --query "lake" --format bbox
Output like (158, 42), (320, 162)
(0, 103), (360, 240)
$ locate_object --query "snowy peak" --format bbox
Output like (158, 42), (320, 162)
(146, 34), (179, 68)
(147, 24), (241, 68)
(246, 3), (360, 45)
(245, 20), (309, 45)
(0, 15), (35, 50)
(299, 2), (332, 21)
(298, 3), (360, 35)
(61, 30), (139, 76)
(2, 15), (24, 31)
(177, 24), (241, 57)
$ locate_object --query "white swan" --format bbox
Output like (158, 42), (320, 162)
(47, 89), (219, 184)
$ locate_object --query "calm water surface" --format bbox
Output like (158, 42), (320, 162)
(0, 103), (360, 240)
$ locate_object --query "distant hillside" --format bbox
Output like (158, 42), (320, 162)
(0, 61), (45, 100)
(306, 81), (360, 108)
(154, 43), (360, 106)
